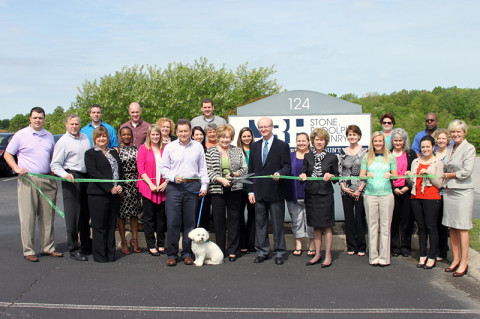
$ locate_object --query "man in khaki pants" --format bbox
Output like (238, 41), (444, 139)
(4, 107), (63, 262)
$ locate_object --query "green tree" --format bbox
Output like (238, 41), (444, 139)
(44, 106), (67, 134)
(8, 113), (29, 132)
(0, 119), (10, 131)
(72, 57), (282, 128)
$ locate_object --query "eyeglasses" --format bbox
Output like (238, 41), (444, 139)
(425, 119), (435, 123)
(258, 125), (272, 130)
(382, 121), (392, 125)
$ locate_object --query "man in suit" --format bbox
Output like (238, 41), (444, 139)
(248, 117), (291, 265)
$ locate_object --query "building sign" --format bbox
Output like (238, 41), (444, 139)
(229, 114), (371, 153)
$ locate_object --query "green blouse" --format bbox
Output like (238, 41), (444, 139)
(361, 154), (397, 196)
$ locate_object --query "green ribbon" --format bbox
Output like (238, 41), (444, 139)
(22, 172), (443, 219)
(22, 176), (65, 218)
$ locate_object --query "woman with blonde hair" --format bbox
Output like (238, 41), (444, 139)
(360, 131), (398, 267)
(137, 125), (168, 256)
(432, 128), (451, 261)
(156, 117), (176, 145)
(442, 120), (475, 277)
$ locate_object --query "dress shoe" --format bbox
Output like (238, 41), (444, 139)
(229, 256), (237, 262)
(379, 264), (390, 268)
(166, 257), (177, 266)
(70, 252), (88, 261)
(274, 257), (284, 265)
(445, 262), (460, 273)
(25, 255), (39, 262)
(149, 249), (160, 256)
(417, 258), (427, 268)
(306, 259), (321, 266)
(41, 251), (63, 257)
(401, 252), (410, 257)
(453, 265), (468, 277)
(184, 256), (194, 265)
(254, 256), (267, 263)
(423, 259), (436, 270)
(392, 252), (400, 257)
(321, 263), (332, 268)
(157, 248), (166, 255)
(371, 263), (379, 267)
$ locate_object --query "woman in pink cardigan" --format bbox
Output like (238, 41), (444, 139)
(137, 125), (167, 256)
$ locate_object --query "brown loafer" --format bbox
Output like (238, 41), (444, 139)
(41, 251), (64, 257)
(25, 255), (39, 262)
(167, 257), (177, 266)
(184, 256), (194, 265)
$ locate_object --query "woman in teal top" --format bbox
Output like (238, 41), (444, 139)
(360, 131), (398, 267)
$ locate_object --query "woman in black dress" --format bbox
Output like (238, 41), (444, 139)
(299, 128), (338, 267)
(117, 126), (142, 254)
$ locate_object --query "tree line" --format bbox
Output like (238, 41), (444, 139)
(2, 58), (479, 152)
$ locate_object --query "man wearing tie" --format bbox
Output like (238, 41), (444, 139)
(248, 117), (291, 265)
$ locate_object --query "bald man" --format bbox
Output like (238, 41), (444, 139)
(118, 102), (150, 148)
(248, 117), (291, 265)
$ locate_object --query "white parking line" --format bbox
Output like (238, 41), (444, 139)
(2, 177), (17, 182)
(0, 302), (479, 314)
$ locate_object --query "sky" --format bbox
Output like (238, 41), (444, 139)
(1, 0), (479, 120)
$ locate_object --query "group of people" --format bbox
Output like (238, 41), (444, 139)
(4, 102), (475, 276)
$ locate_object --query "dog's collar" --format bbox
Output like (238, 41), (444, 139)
(205, 240), (210, 242)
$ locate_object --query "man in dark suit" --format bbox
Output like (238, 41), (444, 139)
(248, 117), (291, 265)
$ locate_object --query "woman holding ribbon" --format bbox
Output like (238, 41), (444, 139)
(389, 128), (416, 258)
(360, 131), (397, 267)
(85, 126), (125, 262)
(117, 126), (142, 254)
(338, 125), (368, 256)
(300, 128), (338, 267)
(137, 125), (168, 256)
(206, 124), (247, 261)
(406, 135), (443, 269)
(442, 120), (475, 277)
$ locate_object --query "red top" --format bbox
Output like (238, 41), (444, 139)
(411, 163), (441, 200)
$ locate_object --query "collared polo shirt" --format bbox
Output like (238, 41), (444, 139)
(6, 126), (54, 174)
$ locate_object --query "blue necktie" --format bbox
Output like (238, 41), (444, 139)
(262, 141), (268, 165)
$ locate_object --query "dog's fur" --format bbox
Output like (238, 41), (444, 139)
(188, 228), (224, 266)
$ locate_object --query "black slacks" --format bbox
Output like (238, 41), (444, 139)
(61, 171), (91, 254)
(239, 191), (256, 251)
(211, 189), (242, 256)
(88, 194), (119, 262)
(411, 199), (441, 259)
(142, 197), (166, 249)
(391, 191), (414, 254)
(341, 195), (366, 253)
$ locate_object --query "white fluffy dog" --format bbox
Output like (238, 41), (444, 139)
(188, 228), (224, 266)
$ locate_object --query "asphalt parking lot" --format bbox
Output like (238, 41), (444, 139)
(1, 168), (480, 318)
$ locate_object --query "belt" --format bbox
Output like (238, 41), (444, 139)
(182, 179), (197, 183)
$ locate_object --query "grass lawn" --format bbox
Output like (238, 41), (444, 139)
(470, 219), (480, 252)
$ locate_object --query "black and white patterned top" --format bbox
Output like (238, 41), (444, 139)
(338, 147), (368, 195)
(118, 145), (142, 218)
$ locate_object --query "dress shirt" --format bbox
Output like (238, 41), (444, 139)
(159, 139), (209, 191)
(6, 125), (54, 174)
(118, 118), (150, 149)
(51, 132), (92, 178)
(80, 121), (118, 148)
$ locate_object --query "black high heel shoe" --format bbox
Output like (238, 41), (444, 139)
(149, 249), (160, 256)
(416, 258), (427, 268)
(423, 258), (436, 269)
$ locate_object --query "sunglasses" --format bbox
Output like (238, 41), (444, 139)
(382, 121), (392, 125)
(425, 119), (436, 123)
